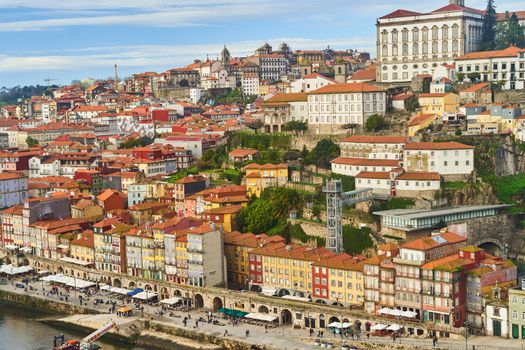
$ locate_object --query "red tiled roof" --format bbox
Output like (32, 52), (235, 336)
(396, 172), (440, 181)
(309, 82), (384, 94)
(461, 82), (490, 93)
(496, 11), (525, 21)
(348, 65), (376, 81)
(342, 135), (407, 144)
(408, 114), (436, 127)
(455, 46), (525, 61)
(380, 9), (422, 19)
(432, 4), (484, 15)
(331, 157), (400, 167)
(229, 148), (258, 157)
(404, 141), (474, 150)
(355, 171), (390, 179)
(402, 232), (466, 251)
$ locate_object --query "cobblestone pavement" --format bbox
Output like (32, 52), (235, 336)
(2, 279), (525, 350)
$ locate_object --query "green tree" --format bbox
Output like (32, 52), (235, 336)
(406, 96), (419, 113)
(305, 139), (341, 169)
(283, 120), (308, 133)
(342, 225), (374, 255)
(455, 128), (463, 136)
(246, 119), (264, 133)
(481, 0), (497, 50)
(500, 13), (525, 48)
(456, 72), (466, 83)
(364, 114), (388, 132)
(312, 204), (321, 221)
(26, 136), (39, 147)
(467, 72), (481, 83)
(242, 200), (277, 233)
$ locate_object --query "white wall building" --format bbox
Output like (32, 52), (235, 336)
(355, 170), (441, 197)
(454, 46), (525, 90)
(28, 156), (61, 178)
(288, 73), (336, 93)
(241, 71), (260, 96)
(376, 0), (484, 83)
(340, 135), (407, 160)
(403, 141), (474, 178)
(186, 224), (226, 287)
(331, 157), (400, 177)
(307, 83), (387, 134)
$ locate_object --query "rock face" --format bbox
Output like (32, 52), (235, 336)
(436, 182), (498, 206)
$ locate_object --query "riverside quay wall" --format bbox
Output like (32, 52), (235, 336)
(2, 251), (465, 338)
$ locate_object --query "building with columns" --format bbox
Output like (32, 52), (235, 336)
(376, 0), (484, 83)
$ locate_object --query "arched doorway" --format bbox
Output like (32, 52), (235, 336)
(258, 305), (269, 314)
(58, 266), (64, 274)
(194, 294), (204, 309)
(144, 284), (152, 291)
(113, 278), (122, 288)
(249, 284), (261, 292)
(174, 290), (182, 297)
(315, 299), (326, 304)
(332, 301), (343, 307)
(328, 316), (340, 324)
(319, 314), (326, 329)
(212, 297), (223, 311)
(477, 239), (504, 257)
(160, 287), (169, 300)
(128, 281), (136, 289)
(281, 309), (292, 325)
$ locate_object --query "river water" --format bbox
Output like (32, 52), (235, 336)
(0, 304), (146, 350)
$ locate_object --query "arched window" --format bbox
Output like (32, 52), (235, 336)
(442, 25), (449, 39)
(452, 40), (459, 53)
(382, 45), (388, 57)
(422, 42), (428, 54)
(432, 26), (439, 40)
(381, 30), (388, 44)
(392, 29), (398, 43)
(413, 43), (419, 55)
(422, 27), (429, 41)
(452, 24), (459, 39)
(402, 28), (409, 42)
(442, 40), (448, 53)
(392, 44), (398, 57)
(412, 28), (419, 42)
(432, 41), (438, 54)
(402, 43), (408, 56)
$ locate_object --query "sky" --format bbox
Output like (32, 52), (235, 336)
(0, 0), (522, 87)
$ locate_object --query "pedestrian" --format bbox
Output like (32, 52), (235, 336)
(195, 320), (198, 328)
(224, 330), (228, 337)
(367, 332), (370, 340)
(309, 328), (313, 337)
(320, 330), (324, 338)
(265, 324), (269, 334)
(245, 330), (249, 337)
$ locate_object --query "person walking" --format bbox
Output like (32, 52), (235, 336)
(245, 329), (250, 337)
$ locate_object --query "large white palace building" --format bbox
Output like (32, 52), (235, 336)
(376, 0), (484, 83)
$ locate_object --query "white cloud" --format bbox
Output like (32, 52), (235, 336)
(0, 37), (375, 73)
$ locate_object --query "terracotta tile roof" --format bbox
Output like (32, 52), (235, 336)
(342, 135), (408, 144)
(1, 205), (24, 216)
(0, 172), (26, 181)
(331, 157), (400, 167)
(496, 11), (525, 21)
(421, 253), (472, 272)
(245, 163), (288, 170)
(401, 232), (466, 251)
(309, 82), (385, 94)
(392, 92), (414, 101)
(312, 253), (363, 271)
(461, 82), (491, 93)
(263, 93), (308, 103)
(404, 141), (474, 150)
(72, 199), (96, 210)
(380, 9), (422, 19)
(70, 230), (94, 248)
(302, 73), (336, 82)
(250, 242), (335, 262)
(396, 172), (440, 181)
(348, 65), (376, 81)
(456, 46), (525, 61)
(407, 114), (436, 127)
(203, 205), (244, 215)
(355, 171), (390, 179)
(432, 4), (484, 15)
(229, 148), (258, 157)
(97, 188), (126, 201)
(418, 93), (450, 98)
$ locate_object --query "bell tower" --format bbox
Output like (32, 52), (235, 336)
(449, 0), (465, 6)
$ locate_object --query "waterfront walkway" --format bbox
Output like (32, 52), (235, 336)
(1, 280), (524, 350)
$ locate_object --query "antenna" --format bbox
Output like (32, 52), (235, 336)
(114, 64), (119, 92)
(44, 78), (57, 90)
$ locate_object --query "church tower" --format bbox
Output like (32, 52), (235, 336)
(221, 45), (231, 66)
(334, 57), (347, 84)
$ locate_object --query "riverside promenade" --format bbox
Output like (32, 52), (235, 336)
(0, 278), (524, 350)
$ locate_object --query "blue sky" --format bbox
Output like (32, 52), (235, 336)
(0, 0), (521, 87)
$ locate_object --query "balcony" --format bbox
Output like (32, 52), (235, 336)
(187, 247), (204, 253)
(188, 259), (203, 265)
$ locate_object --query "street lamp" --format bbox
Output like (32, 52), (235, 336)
(461, 321), (471, 350)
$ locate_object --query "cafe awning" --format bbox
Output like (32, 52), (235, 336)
(109, 287), (133, 295)
(281, 295), (311, 302)
(245, 313), (278, 322)
(218, 308), (248, 318)
(386, 324), (403, 331)
(160, 297), (182, 305)
(327, 322), (352, 329)
(118, 307), (132, 313)
(378, 307), (403, 317)
(133, 291), (157, 300)
(401, 310), (417, 318)
(371, 323), (388, 331)
(60, 257), (92, 266)
(260, 286), (277, 297)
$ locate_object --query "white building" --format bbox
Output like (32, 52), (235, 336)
(485, 301), (509, 338)
(403, 141), (474, 179)
(28, 156), (61, 178)
(185, 223), (226, 287)
(376, 0), (484, 83)
(71, 105), (109, 120)
(248, 53), (289, 81)
(0, 173), (28, 208)
(288, 73), (336, 93)
(355, 170), (441, 197)
(190, 88), (203, 104)
(340, 135), (407, 160)
(241, 71), (260, 96)
(454, 46), (525, 90)
(307, 83), (387, 134)
(331, 157), (400, 177)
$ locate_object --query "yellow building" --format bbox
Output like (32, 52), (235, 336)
(175, 234), (189, 284)
(69, 230), (95, 264)
(245, 163), (289, 197)
(407, 114), (437, 137)
(249, 242), (335, 296)
(71, 199), (104, 222)
(203, 205), (244, 232)
(418, 92), (459, 115)
(313, 254), (365, 306)
(223, 231), (285, 289)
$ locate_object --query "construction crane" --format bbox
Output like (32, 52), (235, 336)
(53, 321), (116, 350)
(323, 179), (376, 253)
